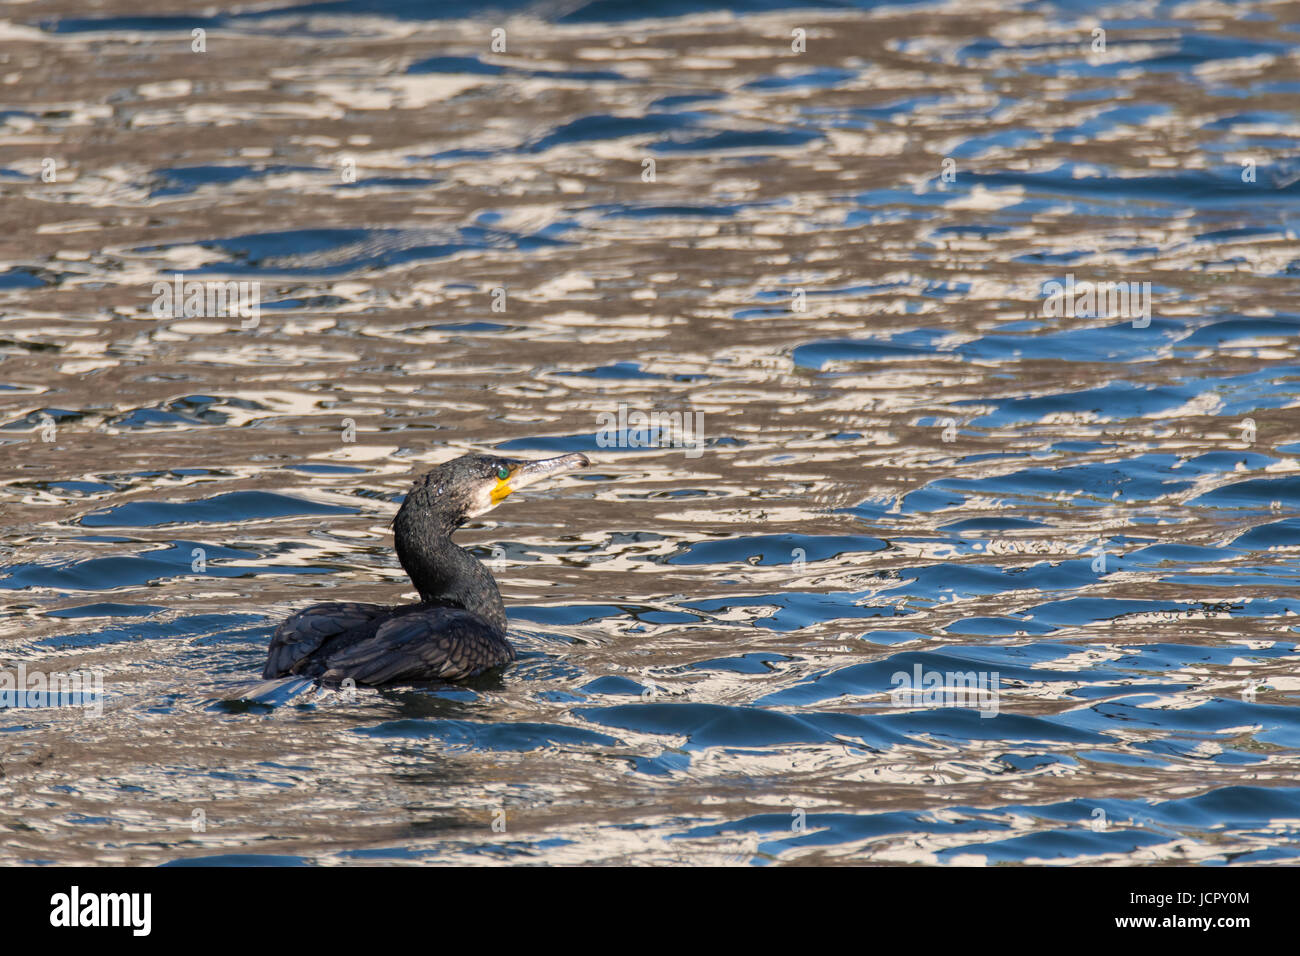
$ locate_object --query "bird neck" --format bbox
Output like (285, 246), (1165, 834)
(393, 506), (507, 633)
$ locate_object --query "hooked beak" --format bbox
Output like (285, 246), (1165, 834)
(491, 452), (590, 504)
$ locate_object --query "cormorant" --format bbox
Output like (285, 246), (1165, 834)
(262, 451), (590, 685)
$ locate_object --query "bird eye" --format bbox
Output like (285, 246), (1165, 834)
(496, 466), (510, 480)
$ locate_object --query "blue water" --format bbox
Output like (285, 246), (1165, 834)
(0, 0), (1298, 865)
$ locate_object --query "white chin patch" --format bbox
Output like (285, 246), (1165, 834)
(465, 485), (502, 518)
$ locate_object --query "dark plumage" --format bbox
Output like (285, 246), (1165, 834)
(263, 451), (589, 685)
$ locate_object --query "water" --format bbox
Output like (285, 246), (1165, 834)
(1, 0), (1299, 865)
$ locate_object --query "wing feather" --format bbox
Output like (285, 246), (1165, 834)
(263, 602), (390, 679)
(319, 607), (514, 685)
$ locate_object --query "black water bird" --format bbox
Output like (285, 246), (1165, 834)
(263, 452), (590, 685)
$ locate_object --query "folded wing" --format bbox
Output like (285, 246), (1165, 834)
(318, 607), (515, 685)
(263, 602), (390, 679)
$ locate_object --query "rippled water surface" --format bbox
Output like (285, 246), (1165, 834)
(3, 0), (1300, 865)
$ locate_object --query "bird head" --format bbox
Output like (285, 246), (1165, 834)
(407, 451), (591, 525)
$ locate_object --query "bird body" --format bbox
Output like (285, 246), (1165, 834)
(262, 452), (589, 685)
